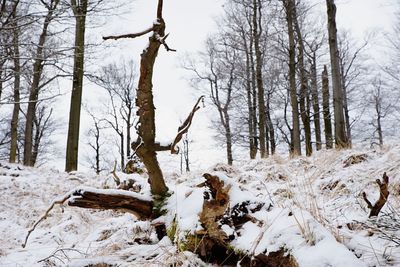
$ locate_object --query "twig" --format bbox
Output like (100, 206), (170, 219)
(22, 193), (71, 248)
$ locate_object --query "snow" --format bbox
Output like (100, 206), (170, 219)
(1, 145), (400, 266)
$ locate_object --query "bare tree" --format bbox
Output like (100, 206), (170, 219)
(103, 0), (177, 196)
(282, 0), (301, 155)
(338, 31), (369, 147)
(9, 2), (20, 163)
(368, 78), (395, 147)
(23, 0), (61, 166)
(321, 65), (333, 149)
(183, 37), (237, 165)
(93, 59), (137, 170)
(292, 1), (312, 156)
(326, 0), (349, 148)
(65, 0), (89, 172)
(85, 109), (108, 174)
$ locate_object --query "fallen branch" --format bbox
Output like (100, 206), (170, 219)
(22, 192), (71, 248)
(362, 172), (390, 217)
(23, 187), (153, 247)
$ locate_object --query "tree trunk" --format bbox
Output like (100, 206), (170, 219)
(134, 3), (169, 196)
(322, 65), (333, 149)
(310, 53), (322, 150)
(9, 10), (20, 163)
(249, 31), (258, 158)
(65, 0), (88, 172)
(266, 100), (275, 154)
(126, 112), (131, 159)
(293, 4), (312, 156)
(243, 34), (257, 159)
(284, 0), (301, 156)
(224, 110), (233, 165)
(326, 0), (349, 149)
(340, 63), (352, 147)
(23, 1), (58, 166)
(120, 132), (125, 170)
(95, 122), (101, 174)
(253, 0), (267, 158)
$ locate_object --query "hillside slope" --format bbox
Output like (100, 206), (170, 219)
(0, 146), (399, 266)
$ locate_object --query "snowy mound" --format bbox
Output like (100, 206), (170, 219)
(1, 146), (399, 266)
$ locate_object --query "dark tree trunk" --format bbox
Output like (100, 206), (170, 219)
(120, 132), (124, 170)
(249, 32), (258, 158)
(9, 9), (20, 163)
(326, 0), (349, 148)
(340, 63), (352, 147)
(253, 0), (267, 158)
(24, 0), (59, 166)
(134, 1), (169, 196)
(310, 52), (322, 150)
(126, 111), (131, 159)
(243, 33), (257, 159)
(94, 122), (101, 174)
(65, 0), (88, 172)
(322, 65), (333, 149)
(266, 100), (275, 154)
(293, 4), (312, 156)
(284, 0), (301, 156)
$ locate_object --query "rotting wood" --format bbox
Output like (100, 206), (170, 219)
(68, 189), (153, 219)
(362, 172), (390, 217)
(22, 188), (153, 247)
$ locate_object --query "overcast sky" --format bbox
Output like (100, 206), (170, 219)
(51, 0), (397, 172)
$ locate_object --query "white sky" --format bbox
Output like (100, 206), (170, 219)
(51, 0), (396, 172)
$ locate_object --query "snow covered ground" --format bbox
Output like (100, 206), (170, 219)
(1, 145), (399, 266)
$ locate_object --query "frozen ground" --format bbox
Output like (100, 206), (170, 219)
(0, 145), (399, 266)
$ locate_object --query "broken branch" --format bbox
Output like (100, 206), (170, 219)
(363, 172), (390, 217)
(103, 26), (155, 41)
(22, 193), (71, 248)
(170, 96), (204, 154)
(157, 33), (176, 52)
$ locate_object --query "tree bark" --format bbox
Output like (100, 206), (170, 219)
(24, 0), (59, 166)
(340, 63), (352, 147)
(9, 8), (20, 163)
(68, 188), (153, 219)
(253, 0), (267, 158)
(284, 0), (301, 156)
(242, 31), (257, 159)
(65, 0), (88, 172)
(134, 1), (169, 196)
(310, 52), (322, 150)
(322, 65), (333, 149)
(224, 110), (233, 165)
(293, 4), (312, 156)
(326, 0), (349, 149)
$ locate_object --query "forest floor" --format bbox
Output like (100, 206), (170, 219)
(0, 145), (399, 266)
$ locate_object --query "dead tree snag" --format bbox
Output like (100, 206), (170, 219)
(363, 172), (390, 217)
(103, 0), (175, 196)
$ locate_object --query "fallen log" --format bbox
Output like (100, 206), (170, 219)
(68, 187), (153, 219)
(23, 187), (153, 248)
